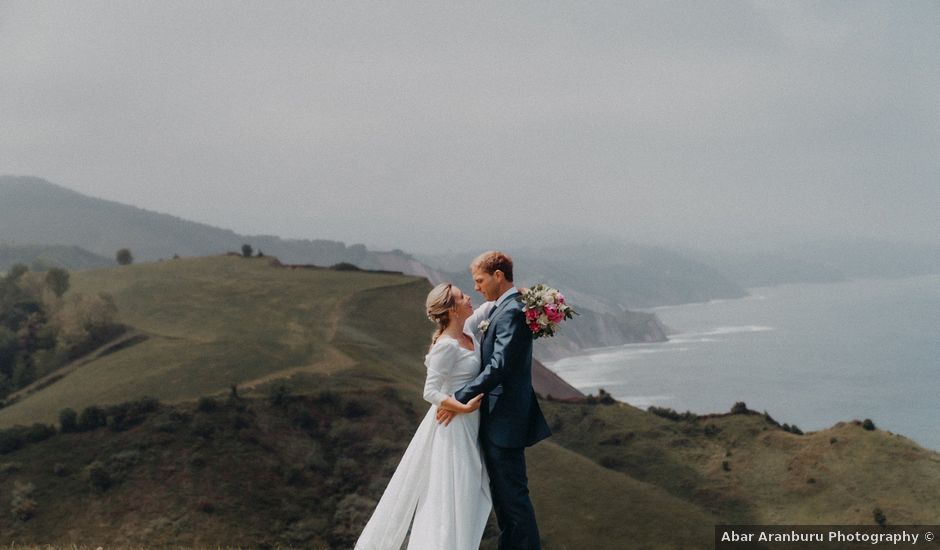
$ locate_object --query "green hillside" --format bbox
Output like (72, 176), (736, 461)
(1, 256), (938, 549)
(0, 256), (428, 427)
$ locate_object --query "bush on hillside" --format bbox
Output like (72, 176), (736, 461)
(0, 426), (26, 454)
(269, 383), (293, 407)
(330, 493), (376, 547)
(730, 401), (749, 415)
(59, 407), (78, 432)
(584, 388), (617, 405)
(862, 418), (876, 431)
(106, 396), (159, 420)
(648, 406), (697, 421)
(77, 405), (107, 431)
(87, 460), (111, 492)
(11, 480), (36, 521)
(116, 248), (133, 265)
(25, 422), (55, 443)
(198, 396), (218, 412)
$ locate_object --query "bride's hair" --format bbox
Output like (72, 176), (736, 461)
(426, 283), (455, 347)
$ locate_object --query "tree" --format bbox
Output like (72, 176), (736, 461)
(5, 264), (28, 283)
(116, 248), (133, 265)
(45, 268), (70, 298)
(241, 244), (253, 258)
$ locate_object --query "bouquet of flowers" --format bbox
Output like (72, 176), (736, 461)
(520, 284), (577, 339)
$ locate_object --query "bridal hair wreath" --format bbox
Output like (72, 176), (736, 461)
(425, 283), (456, 347)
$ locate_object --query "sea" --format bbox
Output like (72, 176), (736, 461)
(549, 273), (940, 451)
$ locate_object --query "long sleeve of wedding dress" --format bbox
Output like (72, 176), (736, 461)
(422, 340), (456, 406)
(356, 338), (491, 550)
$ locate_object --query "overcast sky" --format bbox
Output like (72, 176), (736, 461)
(1, 1), (938, 253)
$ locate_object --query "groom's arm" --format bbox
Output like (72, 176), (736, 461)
(454, 307), (528, 404)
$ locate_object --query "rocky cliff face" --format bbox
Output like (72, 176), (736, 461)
(533, 307), (669, 362)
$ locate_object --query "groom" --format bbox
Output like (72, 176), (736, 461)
(441, 250), (552, 550)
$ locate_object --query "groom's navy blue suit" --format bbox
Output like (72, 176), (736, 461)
(455, 289), (551, 550)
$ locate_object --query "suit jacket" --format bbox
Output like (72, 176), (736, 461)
(455, 290), (551, 448)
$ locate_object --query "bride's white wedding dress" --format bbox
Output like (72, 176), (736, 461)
(355, 311), (493, 550)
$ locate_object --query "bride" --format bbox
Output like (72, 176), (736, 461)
(355, 283), (493, 550)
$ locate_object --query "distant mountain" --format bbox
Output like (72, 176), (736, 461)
(0, 175), (424, 271)
(0, 243), (113, 272)
(420, 241), (748, 310)
(678, 238), (940, 288)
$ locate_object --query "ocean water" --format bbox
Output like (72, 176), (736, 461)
(550, 274), (940, 451)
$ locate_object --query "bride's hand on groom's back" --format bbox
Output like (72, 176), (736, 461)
(435, 394), (483, 426)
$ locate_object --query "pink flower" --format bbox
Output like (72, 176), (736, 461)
(525, 308), (539, 321)
(528, 322), (541, 333)
(557, 293), (565, 304)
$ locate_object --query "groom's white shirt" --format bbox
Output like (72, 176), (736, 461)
(464, 300), (494, 340)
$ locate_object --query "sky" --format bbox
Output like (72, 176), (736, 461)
(1, 1), (938, 254)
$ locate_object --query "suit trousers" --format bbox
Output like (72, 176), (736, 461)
(481, 438), (541, 550)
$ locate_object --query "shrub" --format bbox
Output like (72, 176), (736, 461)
(102, 397), (160, 432)
(87, 461), (111, 491)
(304, 448), (330, 473)
(116, 248), (133, 266)
(647, 406), (696, 421)
(730, 401), (748, 415)
(703, 424), (722, 437)
(0, 427), (26, 454)
(59, 408), (78, 433)
(241, 244), (253, 258)
(25, 422), (55, 443)
(197, 500), (215, 513)
(77, 405), (106, 431)
(269, 383), (292, 407)
(44, 267), (70, 298)
(785, 424), (803, 435)
(762, 410), (780, 427)
(197, 396), (218, 412)
(343, 399), (369, 418)
(330, 494), (377, 547)
(330, 262), (361, 271)
(190, 419), (215, 439)
(862, 419), (876, 431)
(152, 409), (190, 433)
(873, 507), (887, 527)
(11, 481), (36, 521)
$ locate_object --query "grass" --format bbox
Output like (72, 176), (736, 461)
(0, 256), (430, 428)
(3, 256), (940, 548)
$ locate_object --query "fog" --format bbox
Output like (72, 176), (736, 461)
(1, 1), (937, 254)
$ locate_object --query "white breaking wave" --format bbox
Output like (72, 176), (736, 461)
(672, 325), (774, 338)
(666, 336), (718, 344)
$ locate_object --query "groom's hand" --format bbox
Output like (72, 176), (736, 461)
(436, 408), (456, 426)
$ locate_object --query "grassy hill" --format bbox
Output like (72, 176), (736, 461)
(1, 256), (938, 549)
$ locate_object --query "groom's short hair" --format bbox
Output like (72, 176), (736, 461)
(471, 251), (514, 282)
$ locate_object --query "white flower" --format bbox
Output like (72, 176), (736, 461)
(478, 320), (490, 333)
